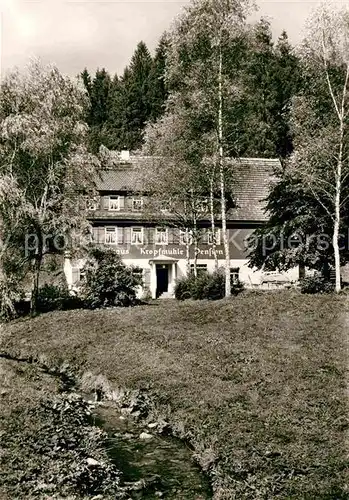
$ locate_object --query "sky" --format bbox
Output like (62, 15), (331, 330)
(0, 0), (346, 78)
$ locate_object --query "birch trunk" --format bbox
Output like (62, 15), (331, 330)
(185, 229), (191, 275)
(192, 205), (199, 277)
(209, 174), (218, 271)
(218, 43), (230, 297)
(334, 138), (342, 293)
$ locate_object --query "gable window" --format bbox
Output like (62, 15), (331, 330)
(109, 196), (120, 211)
(105, 227), (117, 245)
(230, 267), (240, 285)
(155, 227), (168, 245)
(179, 229), (193, 245)
(132, 198), (143, 211)
(208, 228), (221, 245)
(131, 227), (144, 245)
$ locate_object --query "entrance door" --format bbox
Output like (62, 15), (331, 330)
(156, 265), (169, 298)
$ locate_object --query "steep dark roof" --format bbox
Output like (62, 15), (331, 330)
(229, 158), (279, 221)
(96, 156), (280, 222)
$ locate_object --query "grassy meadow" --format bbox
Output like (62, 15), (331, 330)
(1, 291), (349, 498)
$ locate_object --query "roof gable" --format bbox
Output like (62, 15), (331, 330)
(96, 156), (280, 222)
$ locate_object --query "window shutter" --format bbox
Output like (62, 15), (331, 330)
(148, 228), (154, 244)
(103, 196), (109, 210)
(72, 268), (79, 285)
(117, 227), (124, 245)
(168, 228), (174, 244)
(97, 227), (104, 244)
(92, 227), (99, 242)
(144, 269), (151, 288)
(119, 196), (125, 210)
(124, 227), (131, 244)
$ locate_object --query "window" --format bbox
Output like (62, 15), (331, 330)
(131, 227), (144, 245)
(132, 198), (143, 211)
(109, 196), (120, 211)
(230, 267), (240, 285)
(105, 227), (117, 245)
(160, 201), (171, 213)
(180, 229), (193, 245)
(207, 228), (221, 245)
(190, 264), (208, 277)
(155, 227), (168, 245)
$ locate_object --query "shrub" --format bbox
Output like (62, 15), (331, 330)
(174, 273), (196, 301)
(0, 393), (121, 498)
(203, 270), (225, 300)
(36, 284), (83, 313)
(80, 247), (142, 309)
(175, 269), (244, 301)
(300, 275), (334, 294)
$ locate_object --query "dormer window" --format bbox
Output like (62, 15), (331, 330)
(132, 198), (143, 211)
(109, 196), (120, 211)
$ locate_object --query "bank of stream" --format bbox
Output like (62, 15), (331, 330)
(0, 354), (212, 499)
(90, 400), (212, 499)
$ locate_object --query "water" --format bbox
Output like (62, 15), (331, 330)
(91, 402), (212, 499)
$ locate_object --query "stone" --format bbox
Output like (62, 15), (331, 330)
(86, 457), (100, 466)
(139, 432), (153, 441)
(148, 422), (158, 429)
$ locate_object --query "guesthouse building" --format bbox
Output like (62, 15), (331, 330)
(64, 152), (299, 298)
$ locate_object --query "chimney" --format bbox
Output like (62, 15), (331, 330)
(120, 150), (130, 162)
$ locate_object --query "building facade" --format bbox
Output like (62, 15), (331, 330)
(64, 153), (299, 298)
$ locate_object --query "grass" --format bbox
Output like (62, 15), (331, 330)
(0, 359), (122, 499)
(1, 290), (349, 498)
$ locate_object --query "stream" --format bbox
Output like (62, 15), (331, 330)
(0, 355), (212, 499)
(90, 400), (212, 499)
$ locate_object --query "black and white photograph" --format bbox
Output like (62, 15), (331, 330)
(0, 0), (348, 498)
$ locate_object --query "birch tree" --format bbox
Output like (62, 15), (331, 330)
(289, 4), (349, 292)
(166, 0), (255, 296)
(142, 111), (211, 275)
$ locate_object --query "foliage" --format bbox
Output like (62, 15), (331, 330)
(249, 5), (349, 292)
(0, 271), (24, 321)
(80, 247), (142, 309)
(175, 269), (244, 300)
(36, 284), (83, 313)
(0, 392), (121, 498)
(247, 171), (349, 273)
(300, 275), (334, 294)
(237, 21), (302, 158)
(0, 60), (99, 314)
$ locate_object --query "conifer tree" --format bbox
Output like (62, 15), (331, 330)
(148, 33), (169, 122)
